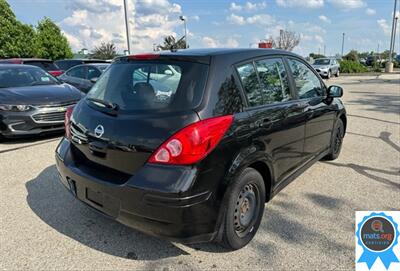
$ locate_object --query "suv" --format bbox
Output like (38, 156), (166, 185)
(56, 49), (346, 249)
(54, 59), (108, 72)
(0, 58), (63, 77)
(312, 58), (340, 79)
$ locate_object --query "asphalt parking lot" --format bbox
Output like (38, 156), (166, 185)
(1, 74), (399, 270)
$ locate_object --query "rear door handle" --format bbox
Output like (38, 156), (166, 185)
(257, 118), (271, 127)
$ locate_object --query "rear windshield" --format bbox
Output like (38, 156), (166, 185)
(55, 60), (79, 71)
(25, 61), (59, 71)
(86, 60), (209, 112)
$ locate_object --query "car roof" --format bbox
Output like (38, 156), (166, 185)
(0, 63), (43, 69)
(0, 58), (52, 62)
(118, 48), (300, 65)
(55, 59), (107, 62)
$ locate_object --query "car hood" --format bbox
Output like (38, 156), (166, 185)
(0, 84), (83, 105)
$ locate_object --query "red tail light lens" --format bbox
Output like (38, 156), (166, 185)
(48, 70), (63, 77)
(64, 106), (75, 139)
(148, 115), (233, 165)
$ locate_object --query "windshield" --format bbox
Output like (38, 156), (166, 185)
(0, 66), (60, 88)
(86, 60), (209, 112)
(314, 59), (331, 65)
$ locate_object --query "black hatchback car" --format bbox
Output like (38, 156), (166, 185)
(56, 49), (346, 249)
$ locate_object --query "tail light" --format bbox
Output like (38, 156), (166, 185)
(64, 106), (75, 139)
(48, 70), (63, 77)
(148, 115), (233, 165)
(128, 53), (160, 60)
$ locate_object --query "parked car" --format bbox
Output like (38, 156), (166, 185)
(0, 58), (63, 77)
(58, 63), (110, 93)
(312, 58), (340, 78)
(0, 64), (82, 139)
(54, 59), (108, 72)
(56, 49), (346, 250)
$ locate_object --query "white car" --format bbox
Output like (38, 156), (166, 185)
(312, 58), (340, 79)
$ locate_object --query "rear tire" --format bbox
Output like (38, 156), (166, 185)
(324, 119), (344, 160)
(219, 168), (265, 250)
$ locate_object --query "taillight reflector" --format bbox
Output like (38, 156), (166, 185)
(64, 106), (75, 139)
(148, 115), (233, 165)
(128, 53), (160, 60)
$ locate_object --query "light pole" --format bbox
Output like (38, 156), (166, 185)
(179, 16), (188, 49)
(387, 0), (398, 72)
(123, 0), (131, 54)
(341, 33), (345, 57)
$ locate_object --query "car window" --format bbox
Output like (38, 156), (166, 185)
(288, 58), (325, 99)
(67, 66), (85, 79)
(55, 60), (79, 71)
(87, 67), (101, 80)
(0, 67), (59, 88)
(26, 61), (58, 71)
(236, 62), (262, 107)
(87, 61), (208, 112)
(255, 58), (291, 104)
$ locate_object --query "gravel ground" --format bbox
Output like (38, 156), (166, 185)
(1, 74), (399, 270)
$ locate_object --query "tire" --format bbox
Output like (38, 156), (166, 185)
(327, 70), (331, 79)
(324, 119), (344, 160)
(219, 168), (266, 250)
(335, 69), (340, 77)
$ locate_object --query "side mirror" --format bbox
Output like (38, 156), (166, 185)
(164, 70), (173, 75)
(328, 85), (343, 98)
(90, 77), (98, 83)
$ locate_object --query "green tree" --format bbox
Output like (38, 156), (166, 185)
(91, 42), (117, 60)
(35, 17), (73, 60)
(157, 35), (187, 51)
(0, 0), (37, 57)
(343, 50), (359, 62)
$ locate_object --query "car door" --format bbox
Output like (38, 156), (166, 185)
(63, 66), (87, 91)
(84, 66), (101, 93)
(235, 57), (307, 184)
(286, 57), (336, 159)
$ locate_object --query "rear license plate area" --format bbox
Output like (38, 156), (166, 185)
(86, 187), (104, 207)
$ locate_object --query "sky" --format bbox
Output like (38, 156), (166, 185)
(7, 0), (400, 56)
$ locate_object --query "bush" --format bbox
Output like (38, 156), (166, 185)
(343, 50), (359, 62)
(340, 60), (368, 73)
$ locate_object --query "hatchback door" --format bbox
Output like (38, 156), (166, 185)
(286, 58), (336, 158)
(235, 57), (307, 183)
(68, 59), (209, 177)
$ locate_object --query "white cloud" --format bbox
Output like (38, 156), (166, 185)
(227, 14), (246, 25)
(377, 19), (390, 35)
(229, 1), (267, 12)
(191, 15), (200, 22)
(365, 8), (376, 16)
(328, 0), (365, 10)
(227, 13), (275, 26)
(60, 0), (183, 52)
(201, 36), (239, 48)
(314, 35), (324, 44)
(318, 15), (331, 23)
(276, 0), (324, 9)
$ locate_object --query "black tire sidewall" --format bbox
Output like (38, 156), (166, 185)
(326, 119), (344, 160)
(222, 168), (266, 250)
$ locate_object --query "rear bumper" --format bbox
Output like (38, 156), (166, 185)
(55, 138), (219, 243)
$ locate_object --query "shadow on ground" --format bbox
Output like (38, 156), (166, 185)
(25, 165), (191, 260)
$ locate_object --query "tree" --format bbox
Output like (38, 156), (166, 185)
(91, 42), (117, 60)
(309, 53), (325, 59)
(35, 17), (73, 60)
(343, 50), (359, 62)
(0, 0), (37, 57)
(157, 35), (187, 51)
(272, 30), (300, 51)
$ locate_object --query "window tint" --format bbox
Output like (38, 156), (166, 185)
(26, 61), (58, 71)
(236, 63), (262, 107)
(87, 67), (101, 80)
(255, 58), (291, 104)
(67, 67), (85, 79)
(87, 61), (208, 112)
(288, 58), (325, 99)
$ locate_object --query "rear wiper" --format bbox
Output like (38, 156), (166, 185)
(87, 97), (119, 111)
